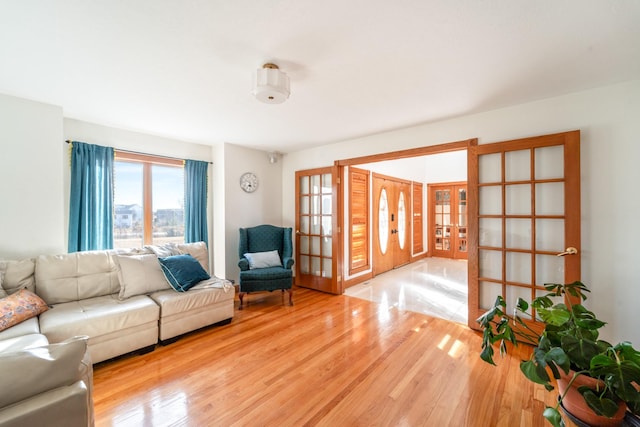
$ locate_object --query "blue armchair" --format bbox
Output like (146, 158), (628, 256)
(238, 224), (294, 309)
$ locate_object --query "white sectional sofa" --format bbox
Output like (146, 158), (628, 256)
(0, 242), (234, 364)
(0, 334), (93, 427)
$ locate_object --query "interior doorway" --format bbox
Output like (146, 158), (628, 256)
(338, 141), (473, 324)
(339, 140), (472, 291)
(428, 182), (468, 259)
(372, 173), (411, 276)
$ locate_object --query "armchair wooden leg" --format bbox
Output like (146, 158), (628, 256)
(238, 292), (246, 310)
(280, 289), (294, 306)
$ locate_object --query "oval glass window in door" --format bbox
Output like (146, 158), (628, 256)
(398, 190), (406, 249)
(378, 188), (389, 254)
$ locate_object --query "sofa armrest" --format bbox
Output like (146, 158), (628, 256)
(0, 336), (88, 410)
(238, 258), (249, 271)
(0, 381), (89, 427)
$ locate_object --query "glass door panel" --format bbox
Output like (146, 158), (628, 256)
(378, 188), (389, 254)
(296, 167), (339, 293)
(457, 187), (467, 253)
(398, 191), (406, 250)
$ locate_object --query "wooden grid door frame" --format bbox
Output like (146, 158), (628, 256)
(467, 130), (581, 331)
(295, 166), (342, 294)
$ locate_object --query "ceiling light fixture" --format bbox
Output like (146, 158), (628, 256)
(253, 63), (290, 104)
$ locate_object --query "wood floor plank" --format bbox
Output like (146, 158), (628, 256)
(93, 288), (548, 426)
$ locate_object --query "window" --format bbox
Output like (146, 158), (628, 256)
(113, 151), (185, 249)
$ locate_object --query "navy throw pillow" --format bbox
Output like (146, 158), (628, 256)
(158, 254), (210, 292)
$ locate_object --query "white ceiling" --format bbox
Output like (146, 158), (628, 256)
(1, 1), (639, 153)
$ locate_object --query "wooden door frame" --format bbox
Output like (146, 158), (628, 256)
(336, 138), (476, 289)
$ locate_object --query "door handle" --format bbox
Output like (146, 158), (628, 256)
(556, 247), (578, 257)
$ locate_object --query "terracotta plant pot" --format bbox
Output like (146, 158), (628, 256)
(557, 370), (627, 427)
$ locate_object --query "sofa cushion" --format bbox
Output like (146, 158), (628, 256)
(38, 295), (159, 344)
(36, 251), (120, 304)
(158, 254), (210, 292)
(0, 259), (36, 294)
(0, 333), (49, 353)
(114, 254), (171, 300)
(0, 289), (49, 332)
(150, 278), (235, 317)
(0, 272), (6, 298)
(175, 241), (209, 272)
(0, 336), (87, 409)
(0, 317), (40, 341)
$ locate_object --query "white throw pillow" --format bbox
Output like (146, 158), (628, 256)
(244, 250), (282, 269)
(114, 254), (171, 299)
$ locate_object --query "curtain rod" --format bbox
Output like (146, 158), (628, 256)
(65, 140), (213, 164)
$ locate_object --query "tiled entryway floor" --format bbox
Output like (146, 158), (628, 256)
(344, 257), (468, 325)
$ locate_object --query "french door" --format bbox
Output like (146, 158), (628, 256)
(295, 167), (341, 294)
(467, 131), (581, 331)
(428, 182), (468, 259)
(372, 174), (411, 276)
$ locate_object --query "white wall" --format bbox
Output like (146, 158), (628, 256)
(358, 150), (467, 184)
(223, 143), (284, 284)
(283, 79), (640, 345)
(0, 94), (64, 258)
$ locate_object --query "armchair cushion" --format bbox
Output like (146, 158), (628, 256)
(158, 254), (211, 292)
(244, 250), (282, 269)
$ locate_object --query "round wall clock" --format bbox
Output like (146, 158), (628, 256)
(240, 172), (258, 193)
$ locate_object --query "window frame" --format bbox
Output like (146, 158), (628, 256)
(114, 150), (184, 246)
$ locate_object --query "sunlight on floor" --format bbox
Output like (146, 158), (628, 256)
(344, 257), (468, 325)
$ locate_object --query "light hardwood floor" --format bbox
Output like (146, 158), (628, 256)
(93, 287), (556, 427)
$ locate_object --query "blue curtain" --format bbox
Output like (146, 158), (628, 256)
(184, 159), (209, 245)
(68, 141), (114, 252)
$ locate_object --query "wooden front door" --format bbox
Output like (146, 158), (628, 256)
(429, 182), (468, 259)
(373, 174), (411, 276)
(295, 167), (341, 294)
(467, 131), (581, 331)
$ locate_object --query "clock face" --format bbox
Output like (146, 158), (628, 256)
(240, 172), (258, 193)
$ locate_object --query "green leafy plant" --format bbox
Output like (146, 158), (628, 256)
(477, 281), (640, 427)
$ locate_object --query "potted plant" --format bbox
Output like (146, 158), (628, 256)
(477, 281), (640, 427)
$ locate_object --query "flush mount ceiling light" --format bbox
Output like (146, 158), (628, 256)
(253, 63), (290, 104)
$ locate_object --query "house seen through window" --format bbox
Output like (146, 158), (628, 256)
(114, 151), (185, 248)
